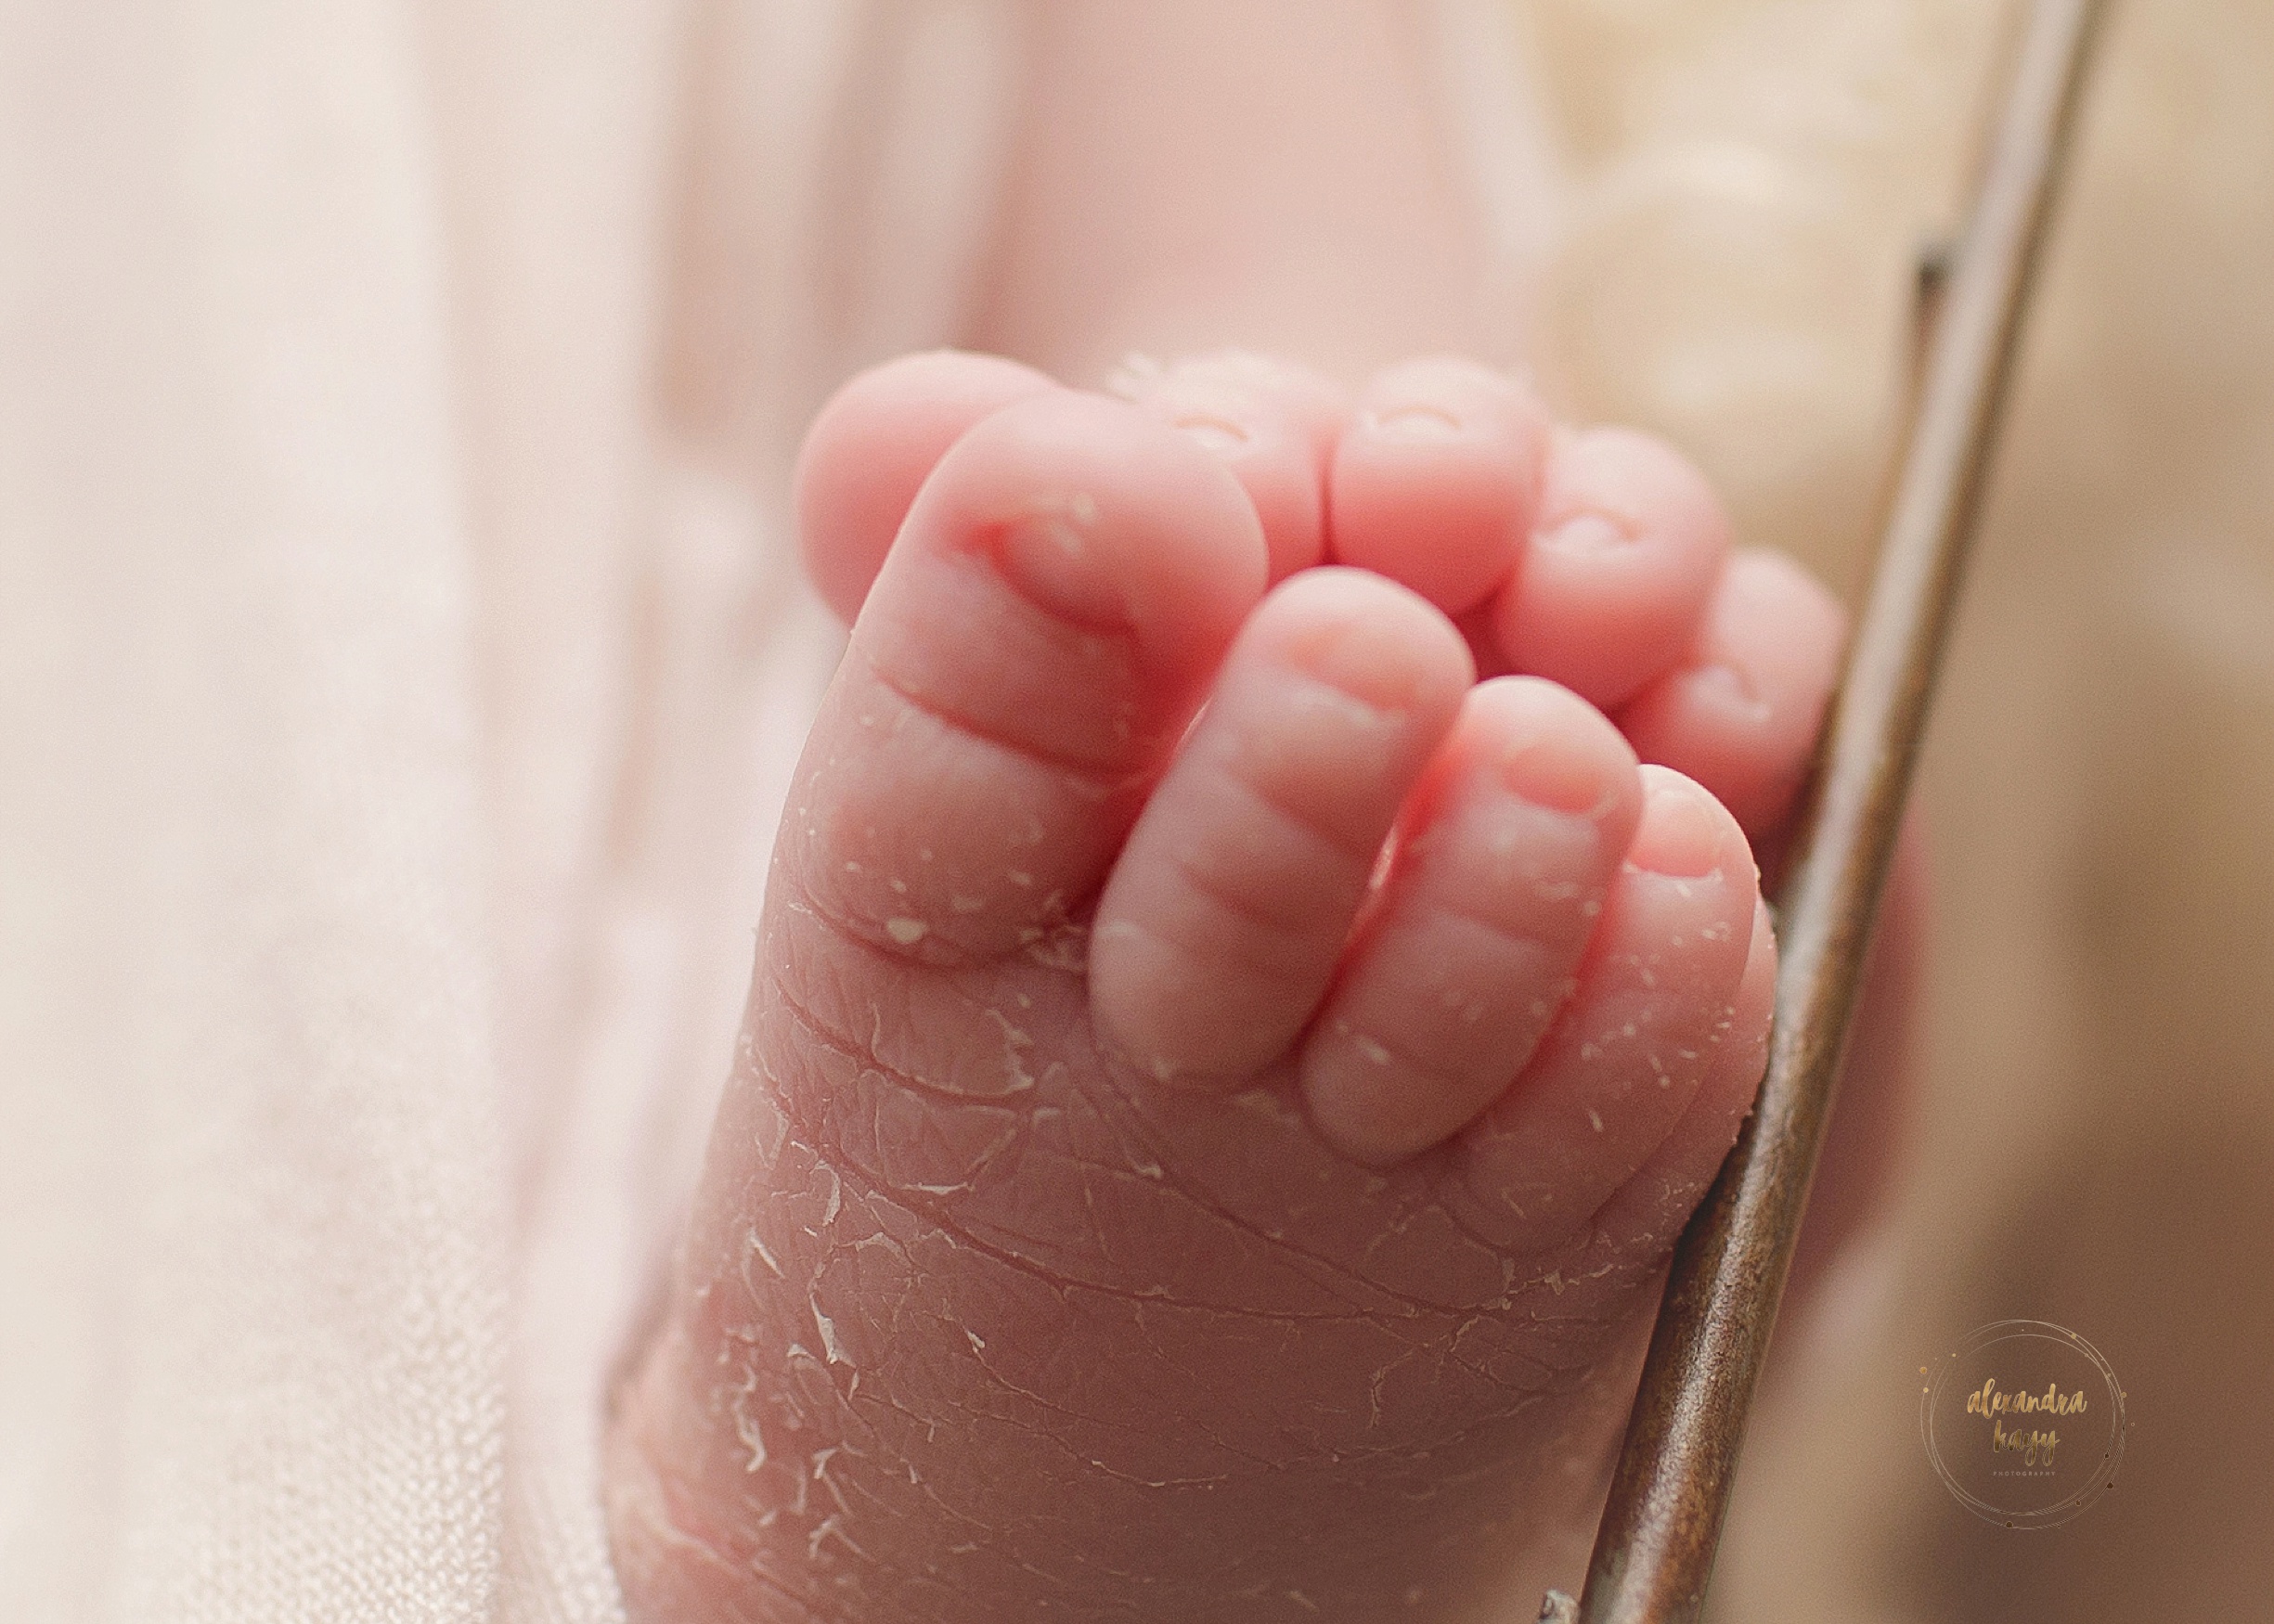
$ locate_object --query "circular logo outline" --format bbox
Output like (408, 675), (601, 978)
(1919, 1318), (2126, 1529)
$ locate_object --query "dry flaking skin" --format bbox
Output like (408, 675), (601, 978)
(603, 354), (1839, 1621)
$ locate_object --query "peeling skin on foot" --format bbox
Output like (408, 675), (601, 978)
(614, 344), (1803, 1621)
(627, 871), (1746, 1613)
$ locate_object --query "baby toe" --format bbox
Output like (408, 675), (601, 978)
(1455, 767), (1766, 1255)
(1617, 547), (1846, 841)
(795, 350), (1058, 624)
(1588, 890), (1777, 1254)
(1090, 568), (1472, 1086)
(1491, 425), (1728, 710)
(1121, 351), (1348, 584)
(1328, 356), (1551, 619)
(787, 389), (1268, 964)
(1299, 676), (1644, 1166)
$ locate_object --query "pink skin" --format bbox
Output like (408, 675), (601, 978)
(1118, 352), (1344, 585)
(1489, 427), (1731, 714)
(797, 352), (1058, 626)
(604, 351), (1875, 1621)
(1327, 357), (1551, 619)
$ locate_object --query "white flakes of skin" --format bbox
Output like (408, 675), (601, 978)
(811, 1448), (851, 1517)
(885, 917), (927, 945)
(748, 1235), (783, 1277)
(807, 1514), (865, 1562)
(730, 1377), (768, 1473)
(966, 1329), (987, 1354)
(985, 1007), (1036, 1093)
(812, 1298), (846, 1366)
(821, 1166), (842, 1227)
(751, 1093), (790, 1164)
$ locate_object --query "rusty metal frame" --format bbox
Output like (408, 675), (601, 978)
(1542, 4), (2113, 1618)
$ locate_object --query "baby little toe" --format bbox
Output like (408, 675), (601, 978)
(1456, 767), (1766, 1255)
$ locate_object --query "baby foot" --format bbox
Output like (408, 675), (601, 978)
(606, 351), (1850, 1621)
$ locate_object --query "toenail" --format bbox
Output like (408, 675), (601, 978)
(1172, 414), (1250, 453)
(1630, 773), (1725, 878)
(1105, 352), (1164, 399)
(1500, 739), (1616, 817)
(1538, 513), (1635, 552)
(1689, 662), (1771, 718)
(1367, 405), (1462, 440)
(994, 512), (1130, 630)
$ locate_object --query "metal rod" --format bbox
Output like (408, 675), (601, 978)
(1556, 4), (2111, 1619)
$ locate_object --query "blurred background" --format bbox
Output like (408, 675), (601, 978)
(1515, 1), (2274, 1617)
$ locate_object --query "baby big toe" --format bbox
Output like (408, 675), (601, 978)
(795, 350), (1058, 624)
(785, 389), (1269, 964)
